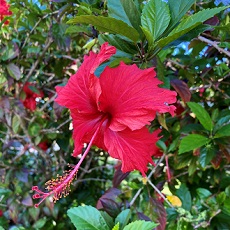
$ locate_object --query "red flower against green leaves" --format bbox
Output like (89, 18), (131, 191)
(0, 0), (12, 25)
(22, 82), (44, 111)
(55, 43), (176, 175)
(32, 43), (177, 207)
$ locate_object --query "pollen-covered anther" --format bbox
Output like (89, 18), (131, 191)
(32, 168), (78, 207)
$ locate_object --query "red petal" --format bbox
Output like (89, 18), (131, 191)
(55, 43), (116, 114)
(71, 109), (107, 157)
(104, 127), (161, 176)
(98, 62), (177, 131)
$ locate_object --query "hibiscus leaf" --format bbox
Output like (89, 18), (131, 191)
(67, 206), (110, 230)
(179, 134), (210, 154)
(98, 34), (137, 54)
(115, 209), (131, 230)
(187, 102), (213, 131)
(67, 16), (139, 42)
(166, 0), (195, 34)
(120, 0), (142, 35)
(141, 0), (170, 42)
(107, 0), (132, 26)
(123, 220), (158, 230)
(199, 146), (216, 168)
(157, 6), (228, 48)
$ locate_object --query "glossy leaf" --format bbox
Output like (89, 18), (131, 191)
(99, 34), (137, 54)
(187, 102), (213, 131)
(141, 0), (170, 41)
(67, 206), (110, 230)
(123, 220), (158, 230)
(67, 16), (139, 42)
(179, 134), (209, 154)
(107, 0), (132, 26)
(167, 0), (195, 33)
(115, 209), (131, 230)
(214, 124), (230, 138)
(120, 0), (142, 34)
(199, 146), (216, 168)
(157, 6), (227, 48)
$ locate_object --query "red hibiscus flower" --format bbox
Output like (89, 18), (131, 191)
(55, 43), (176, 175)
(22, 82), (44, 111)
(32, 43), (177, 207)
(0, 0), (12, 25)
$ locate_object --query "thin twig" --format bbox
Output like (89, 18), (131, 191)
(198, 35), (230, 58)
(129, 154), (165, 207)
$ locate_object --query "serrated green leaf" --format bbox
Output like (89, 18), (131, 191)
(179, 134), (209, 154)
(141, 0), (170, 41)
(157, 6), (228, 48)
(67, 206), (110, 230)
(214, 124), (230, 138)
(120, 0), (142, 34)
(107, 0), (132, 26)
(123, 220), (158, 230)
(167, 0), (195, 33)
(6, 63), (21, 80)
(112, 222), (120, 230)
(99, 34), (137, 54)
(187, 102), (213, 131)
(67, 16), (139, 42)
(115, 209), (131, 230)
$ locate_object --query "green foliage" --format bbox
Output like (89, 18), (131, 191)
(179, 134), (209, 154)
(1, 0), (230, 229)
(67, 15), (140, 42)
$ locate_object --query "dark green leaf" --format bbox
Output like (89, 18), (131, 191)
(196, 188), (212, 199)
(157, 6), (228, 48)
(65, 25), (90, 34)
(199, 146), (216, 168)
(120, 0), (142, 34)
(187, 102), (213, 131)
(214, 124), (230, 138)
(123, 220), (158, 230)
(67, 16), (139, 42)
(67, 206), (110, 230)
(115, 209), (131, 230)
(179, 134), (209, 154)
(107, 0), (132, 26)
(141, 0), (170, 41)
(6, 63), (21, 80)
(167, 0), (195, 33)
(176, 184), (192, 211)
(99, 34), (137, 54)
